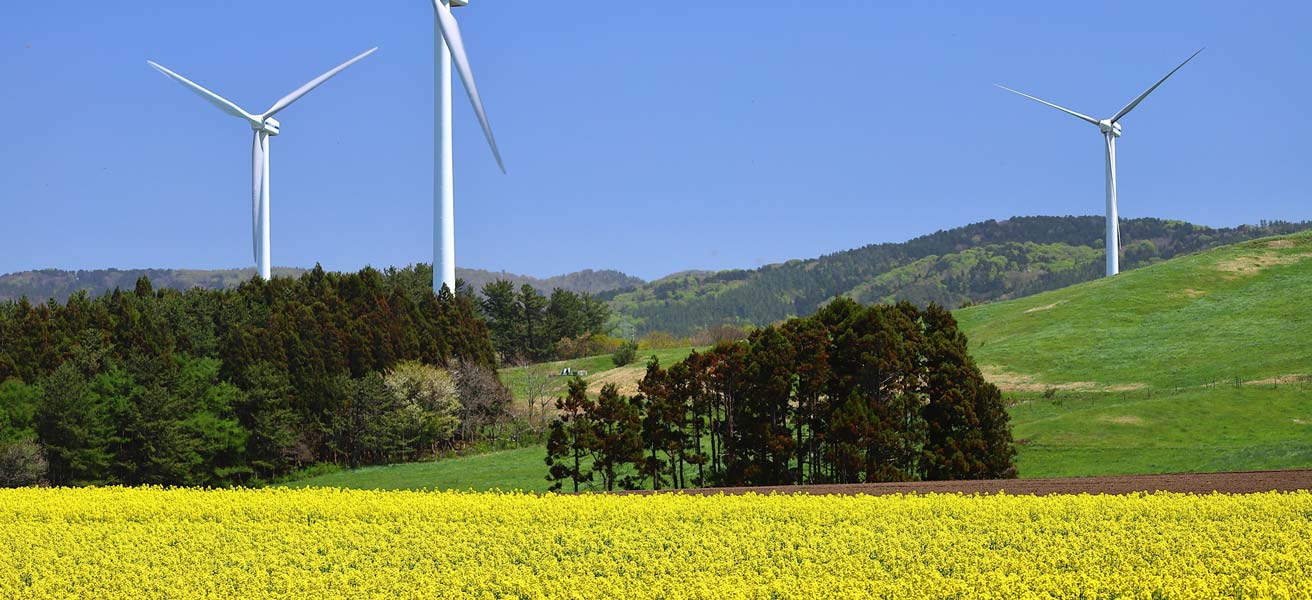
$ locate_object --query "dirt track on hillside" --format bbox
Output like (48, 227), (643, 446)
(619, 469), (1312, 496)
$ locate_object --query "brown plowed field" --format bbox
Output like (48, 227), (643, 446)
(620, 469), (1312, 496)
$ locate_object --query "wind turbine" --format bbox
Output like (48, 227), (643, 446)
(997, 48), (1202, 277)
(147, 47), (377, 280)
(430, 0), (506, 295)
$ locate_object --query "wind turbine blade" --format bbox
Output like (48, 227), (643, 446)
(148, 60), (257, 124)
(252, 131), (264, 264)
(1110, 48), (1204, 123)
(995, 84), (1100, 126)
(261, 47), (378, 118)
(433, 0), (506, 173)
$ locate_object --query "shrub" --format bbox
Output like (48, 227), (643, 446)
(555, 334), (624, 360)
(612, 341), (638, 368)
(384, 361), (461, 457)
(0, 437), (47, 487)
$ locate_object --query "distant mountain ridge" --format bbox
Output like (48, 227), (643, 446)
(600, 216), (1312, 335)
(458, 268), (644, 297)
(0, 265), (644, 303)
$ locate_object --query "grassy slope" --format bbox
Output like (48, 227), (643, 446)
(956, 233), (1310, 388)
(499, 347), (704, 401)
(284, 232), (1312, 489)
(956, 230), (1312, 477)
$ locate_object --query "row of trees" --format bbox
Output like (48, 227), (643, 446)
(0, 266), (512, 487)
(546, 298), (1015, 491)
(479, 281), (611, 363)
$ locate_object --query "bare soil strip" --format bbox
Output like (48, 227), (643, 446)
(618, 469), (1312, 496)
(977, 365), (1145, 393)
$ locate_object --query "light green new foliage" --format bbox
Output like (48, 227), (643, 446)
(383, 361), (460, 444)
(957, 230), (1312, 478)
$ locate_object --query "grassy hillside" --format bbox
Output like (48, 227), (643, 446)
(955, 230), (1311, 389)
(282, 231), (1312, 490)
(957, 229), (1312, 477)
(1000, 385), (1311, 478)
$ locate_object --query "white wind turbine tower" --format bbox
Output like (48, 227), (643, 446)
(997, 48), (1202, 277)
(430, 0), (506, 295)
(147, 48), (377, 280)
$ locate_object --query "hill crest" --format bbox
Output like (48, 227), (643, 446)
(602, 216), (1311, 335)
(0, 265), (644, 303)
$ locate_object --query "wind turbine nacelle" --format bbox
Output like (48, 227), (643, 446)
(1099, 120), (1122, 138)
(257, 117), (281, 136)
(449, 0), (470, 6)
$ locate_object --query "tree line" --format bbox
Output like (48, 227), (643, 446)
(545, 298), (1015, 491)
(0, 266), (513, 487)
(479, 281), (612, 363)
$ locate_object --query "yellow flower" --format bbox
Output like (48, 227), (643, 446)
(0, 487), (1308, 599)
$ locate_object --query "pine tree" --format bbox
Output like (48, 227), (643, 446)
(480, 280), (521, 362)
(36, 363), (113, 485)
(588, 383), (642, 491)
(735, 326), (796, 486)
(919, 303), (982, 480)
(781, 317), (831, 484)
(703, 342), (747, 485)
(518, 284), (550, 361)
(545, 288), (587, 346)
(544, 377), (595, 492)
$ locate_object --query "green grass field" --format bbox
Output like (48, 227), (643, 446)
(282, 447), (554, 493)
(957, 229), (1312, 478)
(284, 231), (1312, 490)
(1007, 384), (1312, 478)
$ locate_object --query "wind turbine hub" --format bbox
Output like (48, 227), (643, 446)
(1099, 119), (1122, 138)
(256, 117), (281, 136)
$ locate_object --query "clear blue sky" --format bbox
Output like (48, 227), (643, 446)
(2, 1), (1309, 281)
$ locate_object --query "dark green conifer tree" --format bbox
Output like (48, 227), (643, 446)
(544, 377), (595, 492)
(588, 383), (642, 491)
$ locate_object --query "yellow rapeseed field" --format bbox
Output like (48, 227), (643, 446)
(1, 487), (1309, 599)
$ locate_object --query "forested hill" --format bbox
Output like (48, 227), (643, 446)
(0, 265), (643, 303)
(458, 268), (642, 297)
(603, 216), (1312, 336)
